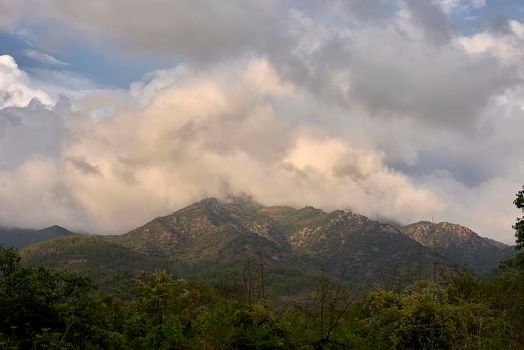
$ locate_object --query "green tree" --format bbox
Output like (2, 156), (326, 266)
(356, 281), (508, 349)
(0, 245), (122, 349)
(514, 186), (524, 249)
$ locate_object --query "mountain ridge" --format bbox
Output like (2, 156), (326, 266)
(401, 221), (514, 273)
(7, 197), (515, 293)
(0, 225), (74, 249)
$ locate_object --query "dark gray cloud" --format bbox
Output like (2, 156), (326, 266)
(347, 34), (519, 128)
(67, 156), (101, 176)
(404, 0), (453, 45)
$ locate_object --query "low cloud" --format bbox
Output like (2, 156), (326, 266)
(0, 57), (445, 235)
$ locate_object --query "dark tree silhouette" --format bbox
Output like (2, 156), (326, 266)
(514, 186), (524, 249)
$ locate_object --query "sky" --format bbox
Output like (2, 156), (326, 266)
(0, 0), (523, 243)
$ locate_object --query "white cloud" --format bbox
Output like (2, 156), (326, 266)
(0, 57), (446, 235)
(456, 20), (524, 68)
(0, 55), (53, 108)
(433, 0), (485, 13)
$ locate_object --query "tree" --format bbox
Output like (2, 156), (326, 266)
(514, 186), (524, 249)
(0, 245), (119, 349)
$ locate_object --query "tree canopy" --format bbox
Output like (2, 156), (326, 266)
(514, 186), (524, 249)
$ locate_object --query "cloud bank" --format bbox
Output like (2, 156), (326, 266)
(0, 1), (522, 243)
(0, 58), (443, 234)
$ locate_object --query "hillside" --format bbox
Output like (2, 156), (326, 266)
(113, 198), (440, 288)
(0, 225), (73, 249)
(112, 198), (292, 262)
(401, 221), (515, 273)
(22, 235), (169, 292)
(110, 198), (319, 297)
(261, 206), (437, 287)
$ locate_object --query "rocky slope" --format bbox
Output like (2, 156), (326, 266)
(261, 206), (437, 286)
(401, 221), (514, 273)
(112, 198), (292, 263)
(114, 198), (439, 287)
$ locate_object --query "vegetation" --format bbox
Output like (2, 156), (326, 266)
(514, 186), (524, 249)
(1, 248), (524, 348)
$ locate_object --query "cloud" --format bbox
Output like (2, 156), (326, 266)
(1, 2), (518, 130)
(0, 0), (286, 63)
(262, 8), (519, 131)
(0, 1), (25, 27)
(0, 57), (446, 235)
(404, 0), (453, 45)
(433, 0), (486, 13)
(0, 54), (520, 242)
(0, 3), (522, 243)
(23, 49), (68, 67)
(0, 55), (53, 108)
(0, 99), (64, 171)
(456, 20), (524, 68)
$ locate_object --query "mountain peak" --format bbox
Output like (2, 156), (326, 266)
(117, 196), (291, 260)
(404, 221), (479, 243)
(401, 221), (513, 272)
(223, 194), (262, 209)
(194, 197), (221, 208)
(329, 209), (370, 226)
(185, 195), (261, 214)
(0, 225), (73, 249)
(41, 225), (72, 234)
(437, 222), (476, 239)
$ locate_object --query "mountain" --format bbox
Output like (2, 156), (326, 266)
(112, 198), (292, 262)
(261, 206), (437, 286)
(13, 198), (514, 295)
(0, 225), (73, 249)
(110, 198), (318, 297)
(401, 221), (515, 273)
(113, 198), (440, 288)
(22, 235), (169, 293)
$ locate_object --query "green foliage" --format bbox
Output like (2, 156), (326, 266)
(0, 245), (21, 278)
(4, 241), (524, 349)
(122, 271), (215, 349)
(21, 235), (169, 294)
(355, 281), (507, 349)
(514, 186), (524, 249)
(120, 271), (293, 349)
(0, 245), (124, 349)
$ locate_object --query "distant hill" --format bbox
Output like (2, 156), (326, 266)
(0, 225), (73, 249)
(401, 221), (515, 273)
(21, 235), (169, 293)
